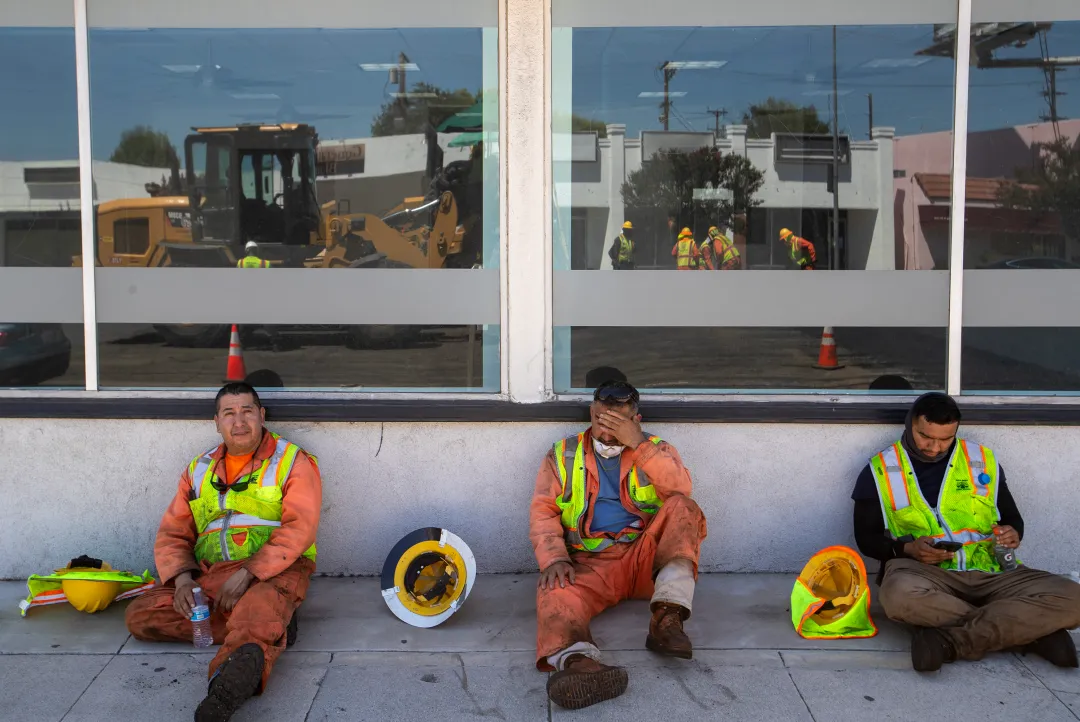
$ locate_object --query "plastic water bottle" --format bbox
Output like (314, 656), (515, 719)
(992, 527), (1019, 571)
(191, 587), (213, 649)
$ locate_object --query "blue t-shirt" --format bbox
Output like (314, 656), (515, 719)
(590, 453), (642, 534)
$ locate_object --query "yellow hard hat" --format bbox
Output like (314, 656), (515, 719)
(708, 226), (719, 237)
(58, 561), (121, 614)
(679, 227), (692, 238)
(622, 221), (633, 230)
(779, 228), (794, 241)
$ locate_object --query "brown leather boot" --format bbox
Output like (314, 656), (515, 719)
(646, 603), (693, 659)
(547, 654), (629, 710)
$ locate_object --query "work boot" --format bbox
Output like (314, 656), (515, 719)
(645, 603), (693, 659)
(547, 654), (629, 710)
(286, 611), (298, 648)
(1025, 629), (1079, 668)
(910, 627), (956, 672)
(194, 643), (264, 722)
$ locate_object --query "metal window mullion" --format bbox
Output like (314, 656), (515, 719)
(74, 0), (99, 392)
(503, 0), (551, 402)
(946, 0), (973, 396)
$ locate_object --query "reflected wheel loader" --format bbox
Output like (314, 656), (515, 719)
(79, 122), (478, 348)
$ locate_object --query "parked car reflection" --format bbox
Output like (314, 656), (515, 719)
(0, 324), (72, 385)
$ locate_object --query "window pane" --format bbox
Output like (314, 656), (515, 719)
(0, 2), (85, 387)
(87, 2), (499, 391)
(962, 5), (1080, 393)
(552, 2), (955, 392)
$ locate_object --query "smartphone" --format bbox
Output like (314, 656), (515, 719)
(932, 540), (963, 552)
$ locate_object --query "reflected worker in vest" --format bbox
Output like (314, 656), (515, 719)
(125, 382), (321, 722)
(531, 380), (707, 709)
(607, 221), (636, 270)
(852, 393), (1080, 672)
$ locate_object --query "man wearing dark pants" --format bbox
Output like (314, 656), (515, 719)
(852, 392), (1080, 671)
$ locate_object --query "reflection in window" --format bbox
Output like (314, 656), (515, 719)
(87, 22), (499, 390)
(554, 24), (957, 274)
(961, 19), (1080, 393)
(552, 19), (955, 392)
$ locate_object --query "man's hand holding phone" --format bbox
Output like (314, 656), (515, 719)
(904, 536), (957, 564)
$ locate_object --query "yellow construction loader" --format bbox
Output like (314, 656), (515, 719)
(77, 123), (478, 347)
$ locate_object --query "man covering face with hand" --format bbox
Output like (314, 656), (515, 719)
(529, 380), (708, 710)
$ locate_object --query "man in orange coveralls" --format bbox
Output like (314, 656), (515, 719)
(531, 379), (708, 709)
(125, 382), (321, 722)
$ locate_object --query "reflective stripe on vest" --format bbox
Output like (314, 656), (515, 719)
(238, 256), (269, 268)
(186, 432), (315, 564)
(870, 440), (1001, 572)
(553, 432), (663, 552)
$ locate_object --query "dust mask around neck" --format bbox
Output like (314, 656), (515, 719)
(593, 438), (625, 459)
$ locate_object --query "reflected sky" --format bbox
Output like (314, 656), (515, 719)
(0, 22), (1078, 161)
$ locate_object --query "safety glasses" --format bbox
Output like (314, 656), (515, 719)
(594, 381), (639, 405)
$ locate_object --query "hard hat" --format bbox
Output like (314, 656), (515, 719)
(58, 560), (121, 614)
(244, 241), (259, 252)
(791, 546), (877, 639)
(679, 227), (692, 239)
(381, 527), (476, 628)
(779, 228), (794, 241)
(622, 221), (633, 230)
(708, 226), (719, 237)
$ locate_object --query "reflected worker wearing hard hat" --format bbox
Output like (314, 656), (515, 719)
(779, 228), (816, 270)
(531, 380), (707, 709)
(852, 393), (1080, 672)
(607, 221), (636, 270)
(699, 226), (741, 271)
(671, 227), (700, 270)
(237, 241), (270, 268)
(125, 382), (321, 722)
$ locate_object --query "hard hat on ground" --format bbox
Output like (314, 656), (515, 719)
(244, 241), (259, 253)
(779, 228), (794, 241)
(381, 527), (476, 628)
(679, 227), (693, 239)
(19, 555), (155, 616)
(791, 546), (877, 639)
(622, 221), (633, 230)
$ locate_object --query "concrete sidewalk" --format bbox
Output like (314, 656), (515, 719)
(3, 574), (1079, 722)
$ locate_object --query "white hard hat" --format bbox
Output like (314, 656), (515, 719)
(244, 241), (258, 252)
(380, 527), (476, 628)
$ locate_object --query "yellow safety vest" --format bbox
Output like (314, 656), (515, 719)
(714, 234), (740, 266)
(237, 255), (270, 268)
(553, 432), (663, 552)
(674, 238), (698, 269)
(187, 433), (317, 564)
(616, 234), (634, 264)
(870, 440), (1003, 573)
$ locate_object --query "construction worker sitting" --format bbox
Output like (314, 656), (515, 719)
(700, 226), (742, 271)
(608, 220), (636, 270)
(237, 241), (270, 268)
(779, 228), (816, 270)
(852, 392), (1080, 672)
(125, 382), (321, 722)
(671, 227), (700, 270)
(532, 380), (707, 710)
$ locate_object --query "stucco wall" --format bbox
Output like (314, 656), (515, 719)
(2, 418), (1077, 580)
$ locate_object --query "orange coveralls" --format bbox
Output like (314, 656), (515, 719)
(530, 430), (707, 670)
(125, 430), (321, 691)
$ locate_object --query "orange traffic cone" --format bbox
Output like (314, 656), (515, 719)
(813, 326), (845, 370)
(225, 325), (247, 382)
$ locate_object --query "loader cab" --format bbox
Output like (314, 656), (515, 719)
(184, 123), (322, 252)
